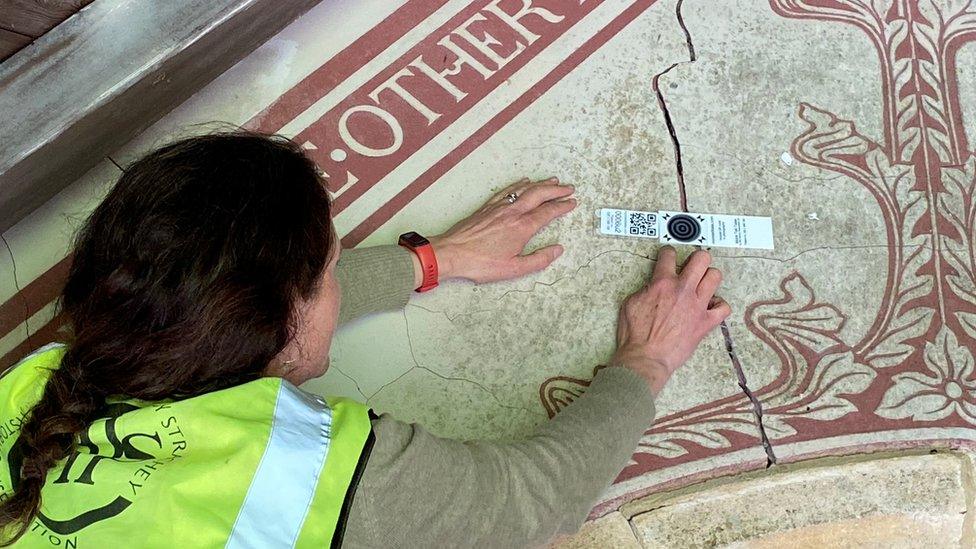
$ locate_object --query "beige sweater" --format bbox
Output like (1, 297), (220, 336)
(332, 245), (656, 548)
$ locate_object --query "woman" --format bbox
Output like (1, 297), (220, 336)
(0, 133), (729, 548)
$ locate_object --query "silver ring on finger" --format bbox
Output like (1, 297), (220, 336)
(506, 192), (519, 204)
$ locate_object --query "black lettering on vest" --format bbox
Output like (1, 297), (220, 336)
(52, 408), (161, 486)
(8, 403), (166, 535)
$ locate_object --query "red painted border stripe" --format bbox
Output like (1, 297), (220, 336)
(318, 0), (602, 217)
(0, 313), (66, 372)
(245, 0), (449, 133)
(341, 0), (662, 247)
(0, 0), (659, 350)
(0, 257), (70, 340)
(0, 2), (448, 342)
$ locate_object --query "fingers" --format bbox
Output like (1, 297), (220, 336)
(697, 267), (723, 300)
(679, 250), (712, 286)
(501, 176), (575, 237)
(652, 246), (677, 280)
(513, 244), (564, 277)
(707, 296), (733, 324)
(516, 179), (574, 211)
(616, 307), (630, 347)
(495, 177), (564, 204)
(496, 177), (530, 200)
(525, 197), (577, 232)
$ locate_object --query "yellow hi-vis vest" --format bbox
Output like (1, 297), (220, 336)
(0, 344), (374, 548)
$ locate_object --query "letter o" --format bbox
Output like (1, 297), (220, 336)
(338, 105), (404, 157)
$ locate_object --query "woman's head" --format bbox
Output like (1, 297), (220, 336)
(0, 132), (341, 541)
(65, 132), (341, 391)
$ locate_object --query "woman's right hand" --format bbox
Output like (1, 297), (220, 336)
(610, 246), (732, 397)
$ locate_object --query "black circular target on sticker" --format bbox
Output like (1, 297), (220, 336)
(666, 214), (701, 243)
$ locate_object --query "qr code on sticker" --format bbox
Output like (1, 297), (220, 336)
(628, 212), (658, 237)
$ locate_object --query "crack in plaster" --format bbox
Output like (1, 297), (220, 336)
(959, 451), (976, 548)
(721, 321), (776, 467)
(1, 233), (30, 341)
(626, 514), (644, 545)
(407, 303), (496, 324)
(653, 0), (776, 466)
(764, 170), (846, 186)
(683, 144), (847, 187)
(411, 241), (930, 326)
(493, 248), (653, 302)
(330, 364), (369, 402)
(653, 75), (689, 210)
(0, 155), (124, 344)
(365, 362), (414, 406)
(365, 310), (536, 416)
(106, 155), (125, 172)
(385, 244), (658, 331)
(401, 247), (656, 331)
(711, 243), (926, 264)
(518, 142), (614, 180)
(652, 0), (698, 212)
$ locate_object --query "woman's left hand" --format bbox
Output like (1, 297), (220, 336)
(429, 177), (577, 284)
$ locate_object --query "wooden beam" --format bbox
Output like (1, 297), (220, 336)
(0, 28), (31, 61)
(0, 0), (322, 233)
(0, 0), (93, 37)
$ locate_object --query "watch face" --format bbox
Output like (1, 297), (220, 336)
(399, 231), (429, 247)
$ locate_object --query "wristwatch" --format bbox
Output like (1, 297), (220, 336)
(398, 231), (439, 292)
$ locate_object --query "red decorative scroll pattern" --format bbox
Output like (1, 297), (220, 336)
(540, 0), (976, 503)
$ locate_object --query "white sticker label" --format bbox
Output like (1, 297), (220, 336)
(599, 208), (774, 250)
(599, 208), (658, 239)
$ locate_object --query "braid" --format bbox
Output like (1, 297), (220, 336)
(0, 132), (335, 543)
(0, 354), (104, 545)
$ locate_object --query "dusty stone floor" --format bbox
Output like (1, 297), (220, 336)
(2, 0), (976, 545)
(563, 450), (975, 547)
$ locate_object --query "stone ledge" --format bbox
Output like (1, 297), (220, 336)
(550, 512), (640, 549)
(0, 0), (321, 233)
(626, 452), (970, 548)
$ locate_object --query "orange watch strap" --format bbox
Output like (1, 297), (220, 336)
(411, 243), (438, 292)
(399, 231), (438, 292)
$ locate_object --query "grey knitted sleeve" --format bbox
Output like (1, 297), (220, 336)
(335, 245), (416, 326)
(341, 366), (656, 548)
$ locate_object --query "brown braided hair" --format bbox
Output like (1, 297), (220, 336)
(0, 132), (334, 543)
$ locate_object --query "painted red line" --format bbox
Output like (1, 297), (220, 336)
(0, 2), (448, 343)
(0, 1), (658, 346)
(341, 0), (661, 247)
(0, 313), (66, 372)
(320, 0), (601, 217)
(245, 0), (449, 133)
(0, 257), (70, 341)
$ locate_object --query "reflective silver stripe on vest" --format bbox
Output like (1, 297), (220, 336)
(8, 342), (66, 370)
(226, 382), (332, 548)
